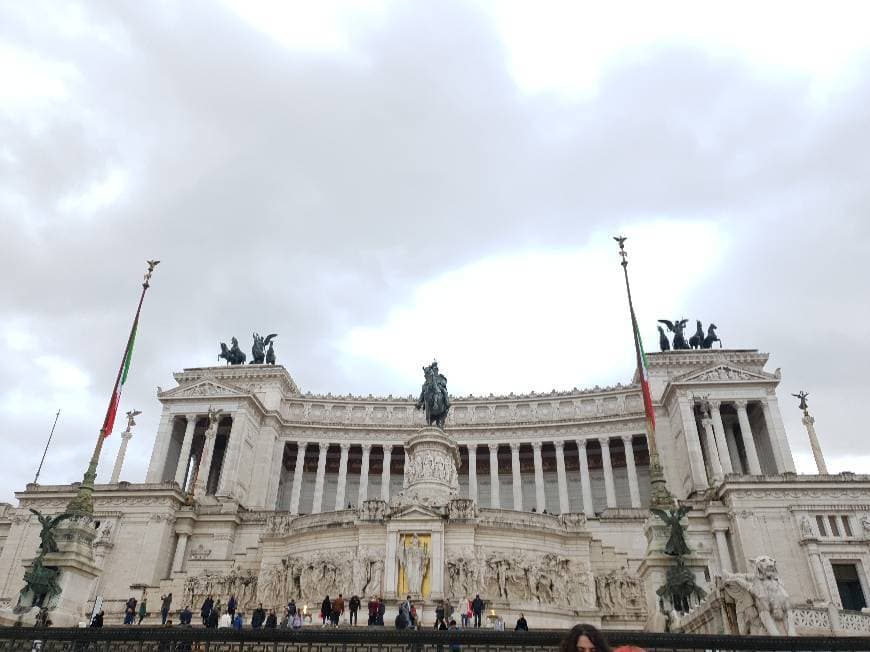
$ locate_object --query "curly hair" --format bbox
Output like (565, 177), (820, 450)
(560, 624), (612, 652)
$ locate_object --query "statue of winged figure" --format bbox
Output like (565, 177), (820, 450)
(251, 332), (278, 364)
(658, 319), (690, 350)
(29, 509), (74, 554)
(124, 409), (142, 432)
(650, 504), (691, 557)
(791, 390), (809, 412)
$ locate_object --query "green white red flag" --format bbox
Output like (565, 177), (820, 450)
(634, 321), (656, 430)
(101, 308), (142, 438)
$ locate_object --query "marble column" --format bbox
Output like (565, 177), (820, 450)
(217, 415), (244, 497)
(145, 412), (176, 483)
(622, 435), (641, 508)
(807, 542), (832, 601)
(532, 442), (545, 513)
(110, 429), (134, 484)
(358, 444), (371, 504)
(334, 443), (350, 511)
(554, 441), (570, 514)
(710, 401), (733, 474)
(724, 421), (743, 474)
(700, 414), (724, 483)
(802, 413), (828, 474)
(312, 443), (328, 514)
(381, 445), (393, 502)
(735, 401), (762, 475)
(403, 448), (409, 489)
(599, 438), (616, 509)
(488, 443), (500, 509)
(576, 439), (594, 517)
(510, 442), (522, 511)
(679, 395), (709, 491)
(192, 427), (217, 497)
(467, 445), (478, 503)
(289, 442), (307, 514)
(713, 529), (732, 574)
(762, 396), (796, 473)
(174, 415), (198, 490)
(171, 533), (190, 573)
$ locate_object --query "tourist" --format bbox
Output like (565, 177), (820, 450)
(471, 594), (484, 628)
(448, 619), (461, 652)
(233, 612), (244, 630)
(367, 596), (378, 625)
(200, 595), (214, 626)
(332, 594), (345, 626)
(515, 613), (528, 631)
(460, 597), (470, 627)
(219, 608), (232, 628)
(227, 594), (237, 617)
(495, 616), (505, 631)
(90, 610), (104, 628)
(138, 596), (148, 625)
(348, 594), (360, 625)
(377, 597), (385, 625)
(206, 606), (220, 628)
(320, 595), (331, 626)
(160, 593), (173, 625)
(124, 596), (137, 625)
(252, 603), (266, 628)
(561, 624), (612, 652)
(179, 606), (193, 625)
(409, 602), (418, 629)
(265, 609), (278, 628)
(291, 611), (303, 630)
(396, 599), (411, 630)
(287, 598), (297, 624)
(435, 601), (445, 629)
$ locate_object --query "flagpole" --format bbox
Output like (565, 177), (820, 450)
(614, 236), (674, 509)
(33, 409), (61, 485)
(67, 261), (159, 516)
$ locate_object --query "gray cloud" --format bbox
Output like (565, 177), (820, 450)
(1, 1), (868, 503)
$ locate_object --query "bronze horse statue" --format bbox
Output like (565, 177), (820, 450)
(415, 361), (451, 429)
(689, 320), (704, 349)
(702, 323), (720, 349)
(219, 337), (246, 365)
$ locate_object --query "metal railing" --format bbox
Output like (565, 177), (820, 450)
(0, 627), (868, 652)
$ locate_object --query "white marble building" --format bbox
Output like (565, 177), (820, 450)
(0, 349), (868, 629)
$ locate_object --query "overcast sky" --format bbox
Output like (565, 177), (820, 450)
(2, 1), (869, 504)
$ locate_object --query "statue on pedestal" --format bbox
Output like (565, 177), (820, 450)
(250, 332), (277, 364)
(416, 361), (451, 429)
(398, 534), (430, 596)
(651, 505), (691, 557)
(658, 319), (690, 350)
(219, 337), (246, 365)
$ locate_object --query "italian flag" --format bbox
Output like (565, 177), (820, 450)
(635, 322), (656, 430)
(101, 315), (139, 437)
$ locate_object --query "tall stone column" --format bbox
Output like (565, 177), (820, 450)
(710, 401), (733, 474)
(735, 401), (762, 474)
(576, 439), (594, 517)
(532, 442), (545, 513)
(110, 429), (134, 484)
(334, 443), (350, 511)
(802, 413), (828, 474)
(193, 426), (218, 498)
(358, 444), (371, 504)
(289, 442), (307, 514)
(312, 443), (328, 514)
(762, 396), (796, 473)
(488, 443), (500, 509)
(467, 444), (478, 503)
(172, 533), (190, 573)
(145, 411), (176, 483)
(807, 542), (832, 601)
(622, 435), (641, 508)
(713, 528), (732, 574)
(724, 421), (743, 473)
(700, 413), (724, 483)
(510, 442), (522, 511)
(216, 415), (243, 497)
(678, 395), (709, 491)
(380, 444), (393, 502)
(554, 441), (570, 514)
(599, 438), (616, 509)
(173, 415), (198, 490)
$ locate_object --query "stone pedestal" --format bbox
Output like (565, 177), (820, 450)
(398, 427), (461, 507)
(41, 520), (101, 627)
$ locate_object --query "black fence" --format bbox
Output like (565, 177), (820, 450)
(0, 627), (868, 652)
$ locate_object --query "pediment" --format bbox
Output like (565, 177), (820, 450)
(675, 364), (774, 384)
(160, 379), (249, 400)
(390, 504), (444, 520)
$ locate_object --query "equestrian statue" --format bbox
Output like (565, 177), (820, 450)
(219, 336), (246, 365)
(416, 360), (451, 429)
(250, 332), (277, 364)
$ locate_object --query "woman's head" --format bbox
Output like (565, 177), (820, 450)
(561, 624), (612, 652)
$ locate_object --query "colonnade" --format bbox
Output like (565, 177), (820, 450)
(158, 413), (240, 498)
(280, 435), (648, 517)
